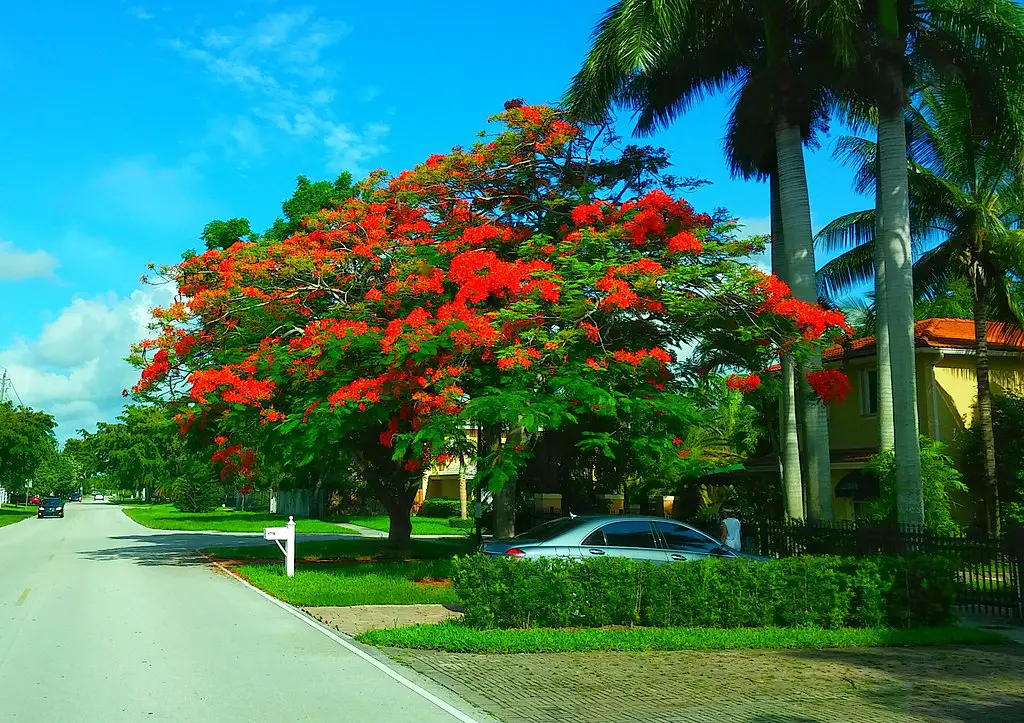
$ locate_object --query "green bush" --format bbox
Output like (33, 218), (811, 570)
(865, 437), (967, 535)
(418, 497), (462, 518)
(447, 517), (475, 529)
(451, 554), (957, 630)
(171, 476), (221, 513)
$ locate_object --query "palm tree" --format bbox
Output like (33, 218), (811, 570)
(817, 79), (1024, 534)
(565, 0), (839, 519)
(809, 0), (1024, 526)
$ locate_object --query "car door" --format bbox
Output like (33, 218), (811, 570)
(578, 520), (670, 564)
(653, 520), (727, 563)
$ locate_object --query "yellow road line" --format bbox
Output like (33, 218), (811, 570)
(15, 588), (29, 606)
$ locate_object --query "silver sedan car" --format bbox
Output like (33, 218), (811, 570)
(480, 514), (758, 564)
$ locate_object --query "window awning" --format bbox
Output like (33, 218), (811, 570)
(834, 469), (879, 501)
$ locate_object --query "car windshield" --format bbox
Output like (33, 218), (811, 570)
(43, 499), (62, 507)
(512, 517), (589, 542)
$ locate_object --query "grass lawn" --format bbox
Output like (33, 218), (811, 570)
(122, 503), (358, 534)
(0, 505), (34, 528)
(357, 622), (1011, 653)
(333, 514), (471, 536)
(235, 560), (459, 606)
(206, 536), (475, 562)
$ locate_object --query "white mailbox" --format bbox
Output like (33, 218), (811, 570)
(263, 516), (296, 577)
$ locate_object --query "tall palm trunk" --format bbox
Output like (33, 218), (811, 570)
(877, 0), (924, 525)
(771, 172), (805, 519)
(874, 216), (896, 449)
(973, 283), (1000, 535)
(775, 120), (833, 521)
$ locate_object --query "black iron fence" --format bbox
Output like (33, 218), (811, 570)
(684, 519), (1023, 620)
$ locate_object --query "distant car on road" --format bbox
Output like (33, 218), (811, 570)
(69, 491), (82, 502)
(38, 497), (65, 519)
(28, 495), (41, 505)
(480, 515), (766, 564)
(92, 492), (104, 501)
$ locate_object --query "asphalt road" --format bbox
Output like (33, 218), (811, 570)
(0, 501), (489, 722)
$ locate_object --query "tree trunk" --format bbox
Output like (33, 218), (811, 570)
(771, 172), (805, 520)
(385, 492), (415, 547)
(874, 215), (896, 450)
(493, 424), (525, 538)
(458, 472), (468, 520)
(876, 7), (924, 524)
(774, 119), (832, 520)
(974, 285), (1000, 536)
(309, 476), (323, 520)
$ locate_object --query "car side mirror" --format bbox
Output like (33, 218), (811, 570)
(711, 546), (733, 557)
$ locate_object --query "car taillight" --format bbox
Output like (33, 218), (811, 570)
(504, 548), (526, 558)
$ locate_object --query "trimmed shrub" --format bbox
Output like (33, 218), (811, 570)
(448, 517), (475, 529)
(418, 497), (462, 518)
(451, 554), (957, 630)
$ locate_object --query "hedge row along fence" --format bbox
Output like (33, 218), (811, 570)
(451, 554), (957, 630)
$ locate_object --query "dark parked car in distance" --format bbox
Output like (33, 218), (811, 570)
(38, 497), (65, 519)
(480, 515), (767, 563)
(69, 491), (82, 502)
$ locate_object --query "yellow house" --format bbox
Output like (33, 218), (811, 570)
(755, 318), (1024, 520)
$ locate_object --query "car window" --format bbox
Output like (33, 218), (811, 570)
(583, 521), (658, 549)
(654, 521), (718, 552)
(513, 517), (589, 542)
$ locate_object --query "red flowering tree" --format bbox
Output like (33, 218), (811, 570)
(131, 104), (850, 544)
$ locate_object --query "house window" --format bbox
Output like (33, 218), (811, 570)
(859, 369), (878, 417)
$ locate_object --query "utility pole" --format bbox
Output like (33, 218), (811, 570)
(0, 369), (8, 403)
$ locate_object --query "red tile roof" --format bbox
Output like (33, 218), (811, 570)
(822, 318), (1024, 362)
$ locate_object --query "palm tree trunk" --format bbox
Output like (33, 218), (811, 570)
(877, 1), (924, 526)
(775, 120), (833, 521)
(874, 218), (896, 450)
(973, 284), (1000, 536)
(771, 172), (805, 519)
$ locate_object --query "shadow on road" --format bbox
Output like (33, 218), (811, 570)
(76, 532), (351, 567)
(784, 645), (1024, 722)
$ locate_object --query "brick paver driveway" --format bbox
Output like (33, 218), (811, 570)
(389, 644), (1024, 723)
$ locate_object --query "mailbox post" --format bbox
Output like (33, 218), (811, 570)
(264, 516), (296, 577)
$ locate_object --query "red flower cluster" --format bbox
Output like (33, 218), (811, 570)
(805, 369), (852, 405)
(611, 347), (672, 367)
(725, 373), (761, 394)
(667, 231), (702, 255)
(497, 345), (542, 370)
(189, 367), (277, 406)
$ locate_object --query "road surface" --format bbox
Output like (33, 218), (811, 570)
(0, 501), (489, 722)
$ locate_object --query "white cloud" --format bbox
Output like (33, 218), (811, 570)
(127, 5), (153, 21)
(84, 156), (210, 229)
(0, 240), (59, 281)
(168, 9), (385, 174)
(0, 286), (174, 439)
(735, 216), (772, 273)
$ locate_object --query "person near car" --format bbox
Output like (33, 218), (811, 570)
(720, 509), (741, 552)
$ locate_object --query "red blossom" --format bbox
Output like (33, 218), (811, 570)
(725, 373), (761, 394)
(805, 369), (852, 405)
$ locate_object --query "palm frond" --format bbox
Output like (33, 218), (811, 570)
(816, 242), (875, 298)
(815, 209), (876, 253)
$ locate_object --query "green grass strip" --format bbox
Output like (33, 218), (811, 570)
(357, 621), (1011, 653)
(235, 560), (459, 607)
(121, 503), (356, 534)
(0, 506), (34, 528)
(207, 536), (474, 561)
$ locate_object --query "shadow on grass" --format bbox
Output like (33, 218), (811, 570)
(75, 532), (356, 567)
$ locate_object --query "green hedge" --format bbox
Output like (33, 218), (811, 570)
(451, 554), (957, 630)
(447, 517), (475, 529)
(417, 498), (462, 518)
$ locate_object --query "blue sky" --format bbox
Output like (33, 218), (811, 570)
(0, 0), (868, 438)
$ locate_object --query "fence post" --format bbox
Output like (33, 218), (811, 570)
(1011, 525), (1024, 620)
